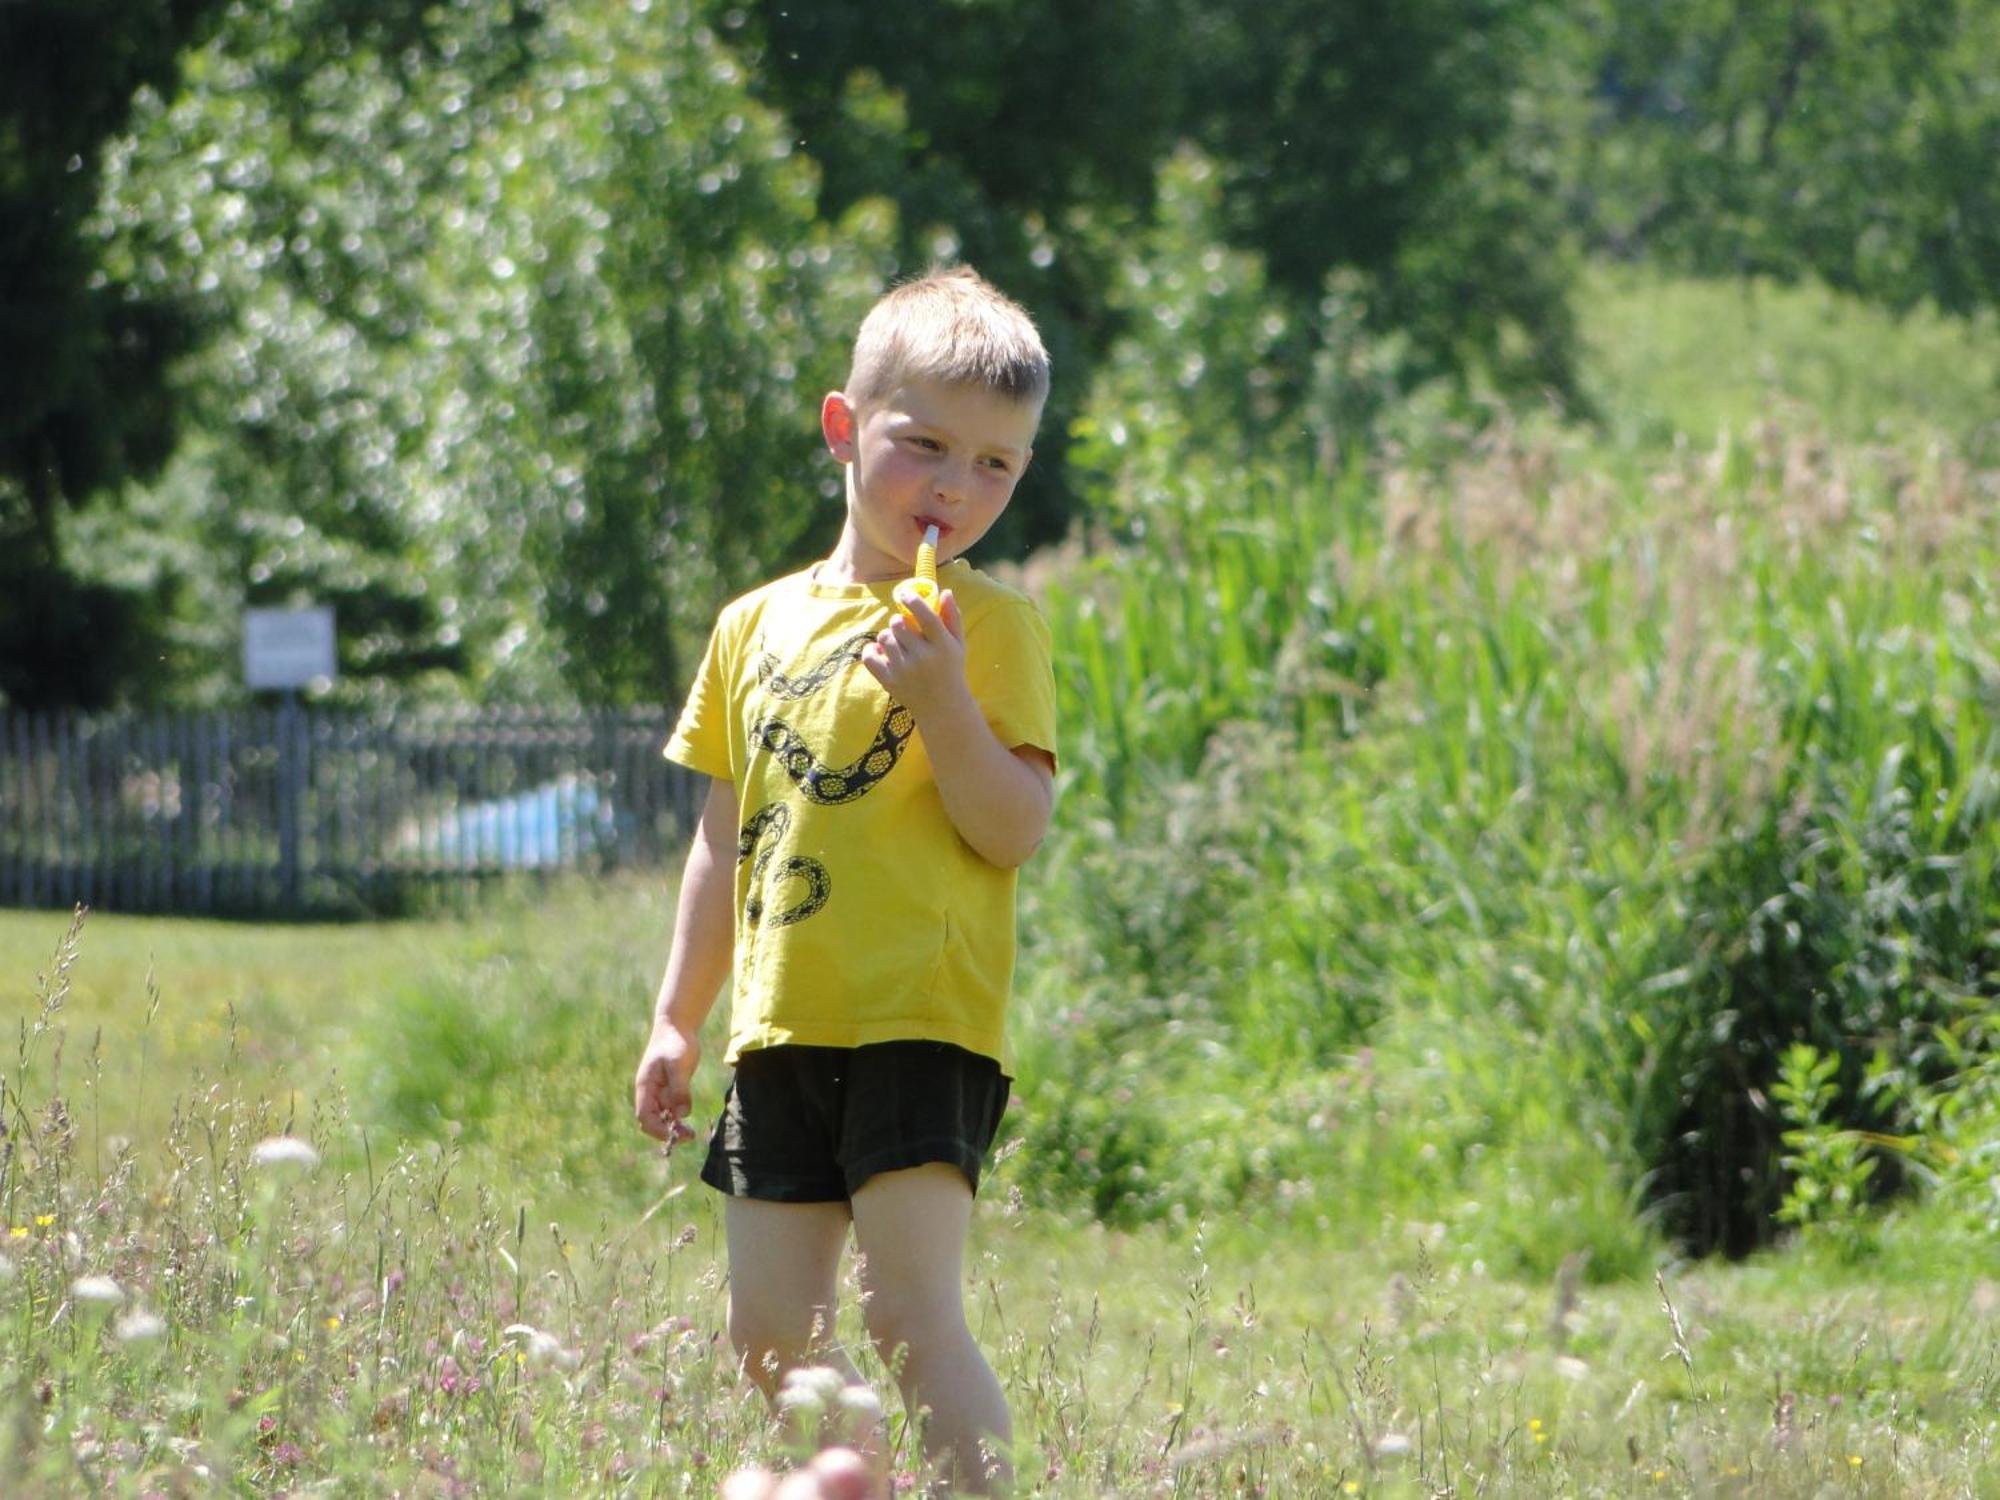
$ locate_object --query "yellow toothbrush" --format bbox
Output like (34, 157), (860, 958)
(894, 523), (941, 630)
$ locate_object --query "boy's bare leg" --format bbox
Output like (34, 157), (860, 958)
(724, 1198), (864, 1396)
(850, 1163), (1011, 1495)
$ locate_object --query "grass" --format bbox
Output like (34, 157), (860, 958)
(1007, 255), (2000, 1263)
(4, 902), (1997, 1496)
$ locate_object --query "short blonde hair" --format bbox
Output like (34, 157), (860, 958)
(844, 265), (1050, 411)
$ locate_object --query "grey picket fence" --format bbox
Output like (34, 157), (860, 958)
(0, 707), (700, 917)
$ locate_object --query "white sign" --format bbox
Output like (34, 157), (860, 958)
(243, 606), (337, 690)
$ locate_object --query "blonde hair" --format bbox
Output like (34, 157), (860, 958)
(844, 265), (1050, 411)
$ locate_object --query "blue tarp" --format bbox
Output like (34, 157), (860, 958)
(422, 776), (616, 868)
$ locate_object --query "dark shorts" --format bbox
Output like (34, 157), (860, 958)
(699, 1041), (1011, 1202)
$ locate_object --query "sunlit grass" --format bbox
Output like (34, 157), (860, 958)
(4, 907), (1996, 1495)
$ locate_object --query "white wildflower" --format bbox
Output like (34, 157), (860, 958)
(1555, 1354), (1591, 1382)
(836, 1384), (885, 1422)
(780, 1366), (846, 1404)
(1374, 1432), (1412, 1458)
(71, 1274), (125, 1307)
(249, 1136), (320, 1171)
(776, 1383), (824, 1417)
(115, 1309), (166, 1343)
(502, 1322), (578, 1369)
(0, 1254), (14, 1282)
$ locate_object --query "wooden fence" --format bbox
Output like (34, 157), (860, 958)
(0, 707), (701, 917)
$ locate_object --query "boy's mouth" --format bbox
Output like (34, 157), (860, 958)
(914, 516), (951, 542)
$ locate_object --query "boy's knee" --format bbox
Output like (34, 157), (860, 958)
(861, 1295), (963, 1374)
(729, 1302), (835, 1394)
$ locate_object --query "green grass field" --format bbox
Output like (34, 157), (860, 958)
(3, 882), (1996, 1497)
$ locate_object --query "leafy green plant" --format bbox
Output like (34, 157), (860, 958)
(1771, 1042), (1879, 1261)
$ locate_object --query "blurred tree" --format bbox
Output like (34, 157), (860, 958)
(0, 0), (226, 707)
(83, 0), (887, 707)
(1179, 0), (1580, 402)
(1570, 0), (2000, 316)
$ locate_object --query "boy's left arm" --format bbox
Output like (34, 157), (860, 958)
(863, 591), (1055, 868)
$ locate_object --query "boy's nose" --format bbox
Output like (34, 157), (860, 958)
(932, 458), (973, 503)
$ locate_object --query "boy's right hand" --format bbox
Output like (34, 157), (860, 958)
(633, 1021), (701, 1145)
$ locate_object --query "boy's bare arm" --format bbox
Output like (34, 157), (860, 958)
(633, 775), (738, 1142)
(862, 591), (1055, 869)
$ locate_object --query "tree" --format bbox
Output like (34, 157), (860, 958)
(83, 0), (889, 707)
(1570, 0), (2000, 316)
(0, 0), (227, 707)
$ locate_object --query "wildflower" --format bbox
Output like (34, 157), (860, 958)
(837, 1385), (885, 1423)
(71, 1275), (125, 1307)
(780, 1366), (847, 1409)
(6, 1227), (26, 1240)
(500, 1323), (577, 1370)
(1373, 1433), (1411, 1458)
(249, 1137), (320, 1172)
(1848, 1455), (1863, 1469)
(0, 1254), (13, 1280)
(324, 1315), (342, 1332)
(1344, 1484), (1361, 1496)
(35, 1214), (55, 1228)
(115, 1310), (166, 1343)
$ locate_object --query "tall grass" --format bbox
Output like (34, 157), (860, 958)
(1014, 280), (2000, 1265)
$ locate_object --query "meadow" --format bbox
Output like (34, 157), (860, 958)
(4, 266), (1999, 1495)
(3, 890), (1996, 1498)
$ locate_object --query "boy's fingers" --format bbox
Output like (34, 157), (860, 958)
(893, 587), (944, 639)
(938, 589), (962, 640)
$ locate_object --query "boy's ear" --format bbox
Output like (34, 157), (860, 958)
(821, 391), (857, 461)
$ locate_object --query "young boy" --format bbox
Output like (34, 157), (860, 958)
(632, 265), (1056, 1495)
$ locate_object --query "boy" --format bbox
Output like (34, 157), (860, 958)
(633, 265), (1057, 1495)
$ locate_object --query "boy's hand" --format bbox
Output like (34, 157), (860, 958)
(634, 1021), (701, 1146)
(863, 588), (970, 721)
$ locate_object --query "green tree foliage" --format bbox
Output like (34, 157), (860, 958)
(85, 0), (888, 706)
(0, 0), (226, 707)
(1178, 0), (1581, 401)
(1571, 0), (2000, 315)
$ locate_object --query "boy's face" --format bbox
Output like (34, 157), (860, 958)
(820, 377), (1040, 583)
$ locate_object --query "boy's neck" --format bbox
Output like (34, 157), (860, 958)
(813, 550), (893, 586)
(816, 533), (934, 586)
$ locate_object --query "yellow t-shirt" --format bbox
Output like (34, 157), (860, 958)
(664, 560), (1057, 1070)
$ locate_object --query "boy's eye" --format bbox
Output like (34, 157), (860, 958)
(981, 456), (1012, 473)
(910, 436), (942, 452)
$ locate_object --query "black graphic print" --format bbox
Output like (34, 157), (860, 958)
(749, 704), (916, 805)
(737, 626), (908, 930)
(737, 803), (830, 928)
(754, 635), (876, 699)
